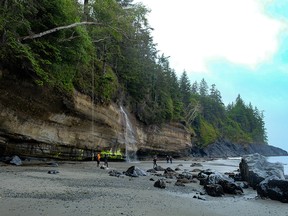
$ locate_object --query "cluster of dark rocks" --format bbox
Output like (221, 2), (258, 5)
(109, 164), (243, 200)
(109, 154), (288, 203)
(198, 169), (244, 196)
(239, 153), (288, 203)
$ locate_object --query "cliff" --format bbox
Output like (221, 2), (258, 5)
(0, 77), (192, 160)
(191, 139), (288, 158)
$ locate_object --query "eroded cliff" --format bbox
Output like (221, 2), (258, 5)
(0, 78), (192, 160)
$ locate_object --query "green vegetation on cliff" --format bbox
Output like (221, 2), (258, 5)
(0, 0), (267, 146)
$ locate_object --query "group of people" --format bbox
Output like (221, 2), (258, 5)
(166, 155), (173, 164)
(94, 152), (108, 167)
(152, 155), (173, 168)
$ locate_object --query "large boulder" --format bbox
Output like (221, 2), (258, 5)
(9, 155), (22, 166)
(204, 184), (224, 197)
(198, 169), (243, 195)
(154, 179), (166, 189)
(163, 167), (178, 179)
(257, 176), (288, 203)
(239, 153), (285, 189)
(125, 166), (147, 177)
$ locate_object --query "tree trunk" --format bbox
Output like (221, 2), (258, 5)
(84, 0), (89, 21)
(19, 22), (101, 41)
(102, 44), (107, 74)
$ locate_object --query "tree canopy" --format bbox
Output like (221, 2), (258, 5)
(0, 0), (268, 147)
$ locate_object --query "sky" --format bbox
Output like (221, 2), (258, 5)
(136, 0), (288, 151)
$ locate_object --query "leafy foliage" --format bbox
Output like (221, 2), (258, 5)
(0, 0), (268, 146)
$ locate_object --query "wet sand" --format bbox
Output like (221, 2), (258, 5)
(0, 158), (287, 216)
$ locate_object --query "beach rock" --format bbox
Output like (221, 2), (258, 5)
(164, 167), (178, 179)
(218, 179), (243, 194)
(100, 165), (106, 169)
(257, 176), (288, 203)
(147, 168), (157, 173)
(9, 155), (22, 166)
(191, 168), (203, 173)
(198, 169), (243, 195)
(191, 163), (203, 167)
(193, 195), (206, 201)
(48, 170), (59, 174)
(109, 170), (123, 177)
(164, 167), (175, 173)
(175, 167), (181, 171)
(204, 184), (224, 197)
(154, 166), (165, 171)
(176, 178), (191, 184)
(236, 182), (249, 189)
(178, 171), (193, 180)
(239, 153), (285, 189)
(154, 179), (166, 189)
(175, 181), (185, 186)
(125, 166), (147, 177)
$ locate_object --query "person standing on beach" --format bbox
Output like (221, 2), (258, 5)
(104, 154), (108, 167)
(169, 156), (173, 164)
(166, 155), (169, 163)
(153, 155), (157, 168)
(97, 153), (101, 167)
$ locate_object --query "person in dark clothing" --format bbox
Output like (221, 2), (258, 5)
(104, 154), (108, 167)
(169, 156), (173, 164)
(153, 156), (157, 168)
(166, 155), (169, 163)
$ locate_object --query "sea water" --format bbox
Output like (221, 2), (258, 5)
(267, 156), (288, 175)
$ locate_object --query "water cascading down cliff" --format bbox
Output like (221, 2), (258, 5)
(120, 106), (138, 162)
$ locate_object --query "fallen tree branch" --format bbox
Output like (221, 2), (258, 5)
(19, 22), (102, 41)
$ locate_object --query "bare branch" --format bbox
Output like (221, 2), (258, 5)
(93, 37), (109, 43)
(19, 22), (102, 41)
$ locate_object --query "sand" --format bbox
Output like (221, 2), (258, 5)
(0, 158), (287, 216)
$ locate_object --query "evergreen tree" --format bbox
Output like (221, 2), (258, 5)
(179, 71), (192, 107)
(199, 78), (208, 97)
(191, 81), (199, 95)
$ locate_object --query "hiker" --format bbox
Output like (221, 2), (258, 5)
(153, 155), (157, 168)
(169, 155), (173, 164)
(97, 153), (101, 167)
(166, 155), (169, 163)
(92, 151), (95, 161)
(104, 154), (108, 167)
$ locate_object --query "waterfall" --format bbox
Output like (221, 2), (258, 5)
(120, 106), (138, 162)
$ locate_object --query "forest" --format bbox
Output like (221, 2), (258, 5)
(0, 0), (267, 147)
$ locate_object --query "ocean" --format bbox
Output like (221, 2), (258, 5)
(267, 156), (288, 175)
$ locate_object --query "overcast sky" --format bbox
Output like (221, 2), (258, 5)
(136, 0), (288, 151)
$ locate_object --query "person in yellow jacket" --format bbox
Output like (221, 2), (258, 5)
(97, 153), (101, 167)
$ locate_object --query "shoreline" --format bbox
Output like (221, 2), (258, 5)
(0, 158), (287, 216)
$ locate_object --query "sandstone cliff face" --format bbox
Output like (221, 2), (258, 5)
(0, 80), (192, 160)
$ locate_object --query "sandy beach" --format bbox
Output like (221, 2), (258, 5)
(0, 158), (287, 216)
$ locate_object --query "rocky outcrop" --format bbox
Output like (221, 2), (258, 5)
(0, 79), (192, 160)
(198, 169), (243, 196)
(239, 153), (285, 189)
(257, 176), (288, 203)
(191, 139), (288, 158)
(239, 153), (288, 202)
